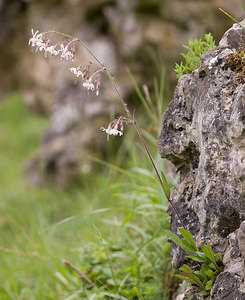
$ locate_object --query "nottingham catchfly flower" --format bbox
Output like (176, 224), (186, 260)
(100, 116), (130, 140)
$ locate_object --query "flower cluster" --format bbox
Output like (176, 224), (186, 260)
(29, 29), (75, 60)
(69, 63), (103, 95)
(101, 116), (130, 140)
(29, 29), (128, 138)
(28, 29), (103, 95)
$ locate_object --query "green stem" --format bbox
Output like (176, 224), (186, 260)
(219, 8), (245, 31)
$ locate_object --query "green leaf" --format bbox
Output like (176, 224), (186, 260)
(186, 254), (205, 263)
(175, 274), (201, 287)
(175, 274), (197, 285)
(205, 280), (213, 290)
(215, 252), (223, 262)
(121, 212), (133, 227)
(195, 290), (210, 296)
(242, 0), (245, 13)
(195, 251), (210, 262)
(202, 243), (218, 268)
(163, 230), (196, 255)
(200, 266), (208, 282)
(209, 263), (217, 270)
(206, 269), (215, 280)
(180, 272), (204, 288)
(179, 228), (197, 251)
(181, 264), (193, 273)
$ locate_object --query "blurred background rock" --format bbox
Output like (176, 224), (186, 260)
(0, 0), (243, 186)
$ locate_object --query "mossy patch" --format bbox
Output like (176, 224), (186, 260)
(227, 48), (245, 85)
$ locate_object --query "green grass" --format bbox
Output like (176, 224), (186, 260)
(0, 92), (175, 299)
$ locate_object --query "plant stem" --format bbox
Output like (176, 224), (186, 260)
(53, 30), (186, 229)
(63, 259), (95, 287)
(219, 8), (245, 31)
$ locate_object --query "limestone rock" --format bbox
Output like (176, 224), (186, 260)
(158, 20), (245, 299)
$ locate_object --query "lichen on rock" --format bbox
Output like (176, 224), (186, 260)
(158, 20), (245, 299)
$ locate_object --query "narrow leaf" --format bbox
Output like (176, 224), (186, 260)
(186, 254), (206, 263)
(164, 230), (195, 255)
(195, 290), (210, 296)
(206, 269), (215, 280)
(205, 280), (213, 290)
(242, 0), (245, 13)
(175, 274), (197, 285)
(179, 228), (197, 251)
(215, 252), (223, 262)
(209, 263), (217, 271)
(181, 272), (204, 288)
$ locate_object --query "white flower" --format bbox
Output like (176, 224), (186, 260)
(100, 127), (123, 138)
(60, 44), (73, 60)
(69, 67), (83, 77)
(47, 45), (60, 56)
(29, 29), (43, 48)
(83, 81), (95, 91)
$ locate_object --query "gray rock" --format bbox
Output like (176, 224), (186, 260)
(158, 20), (245, 299)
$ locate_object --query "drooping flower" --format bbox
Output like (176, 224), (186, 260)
(94, 75), (101, 96)
(100, 127), (123, 139)
(83, 81), (95, 91)
(100, 116), (130, 140)
(69, 67), (83, 77)
(28, 29), (43, 48)
(60, 44), (73, 60)
(46, 45), (60, 56)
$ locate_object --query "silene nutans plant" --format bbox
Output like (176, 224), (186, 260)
(28, 27), (224, 298)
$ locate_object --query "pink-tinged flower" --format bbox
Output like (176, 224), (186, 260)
(82, 63), (92, 79)
(69, 67), (83, 77)
(47, 45), (60, 56)
(83, 81), (95, 91)
(60, 44), (73, 60)
(70, 41), (76, 61)
(28, 29), (43, 47)
(100, 127), (123, 139)
(101, 116), (129, 140)
(94, 75), (101, 96)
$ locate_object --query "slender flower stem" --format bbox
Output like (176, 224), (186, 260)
(132, 120), (186, 229)
(50, 30), (186, 229)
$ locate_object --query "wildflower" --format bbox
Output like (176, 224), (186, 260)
(83, 81), (95, 91)
(100, 127), (123, 138)
(28, 29), (43, 48)
(82, 62), (92, 79)
(94, 75), (101, 96)
(69, 67), (83, 77)
(60, 44), (73, 60)
(46, 45), (60, 56)
(101, 116), (129, 140)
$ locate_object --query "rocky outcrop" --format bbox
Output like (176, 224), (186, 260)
(158, 20), (245, 299)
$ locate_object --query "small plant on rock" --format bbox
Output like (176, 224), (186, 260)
(174, 33), (216, 79)
(166, 228), (224, 297)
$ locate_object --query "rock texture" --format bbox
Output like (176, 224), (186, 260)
(158, 20), (245, 299)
